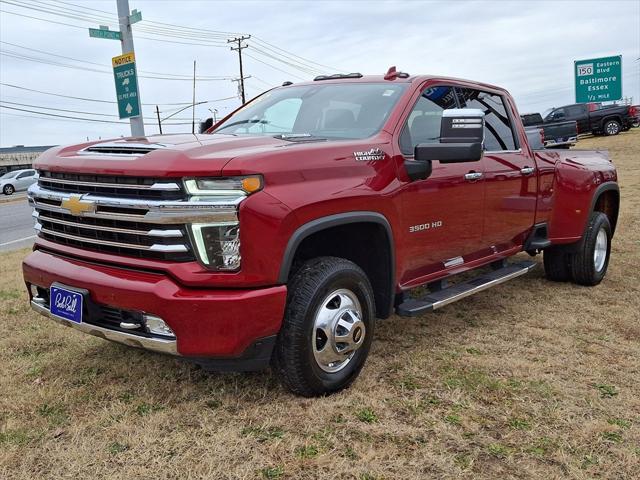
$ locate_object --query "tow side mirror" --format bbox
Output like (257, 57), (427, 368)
(405, 109), (485, 181)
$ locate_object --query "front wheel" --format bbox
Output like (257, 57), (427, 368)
(272, 257), (375, 397)
(3, 184), (15, 195)
(570, 212), (612, 286)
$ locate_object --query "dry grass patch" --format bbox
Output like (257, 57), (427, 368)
(1, 130), (639, 479)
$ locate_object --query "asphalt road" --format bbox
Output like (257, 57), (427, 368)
(0, 198), (35, 252)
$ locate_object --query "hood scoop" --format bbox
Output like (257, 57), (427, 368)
(81, 142), (170, 156)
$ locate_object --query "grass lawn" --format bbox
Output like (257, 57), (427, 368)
(1, 130), (639, 479)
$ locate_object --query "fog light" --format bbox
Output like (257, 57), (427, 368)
(143, 314), (175, 338)
(29, 284), (40, 298)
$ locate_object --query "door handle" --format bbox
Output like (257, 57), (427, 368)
(520, 166), (535, 176)
(464, 172), (483, 181)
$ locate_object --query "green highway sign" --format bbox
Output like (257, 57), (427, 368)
(89, 26), (122, 41)
(129, 9), (142, 24)
(574, 55), (622, 103)
(112, 52), (141, 119)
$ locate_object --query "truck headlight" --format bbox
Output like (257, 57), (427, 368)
(185, 176), (261, 271)
(184, 176), (262, 196)
(191, 223), (240, 270)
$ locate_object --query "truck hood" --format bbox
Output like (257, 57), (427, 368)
(33, 133), (298, 177)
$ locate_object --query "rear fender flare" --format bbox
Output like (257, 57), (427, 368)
(588, 181), (620, 235)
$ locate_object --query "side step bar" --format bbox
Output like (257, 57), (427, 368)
(396, 261), (537, 317)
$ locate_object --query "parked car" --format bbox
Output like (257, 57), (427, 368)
(24, 70), (619, 396)
(0, 168), (37, 195)
(524, 125), (545, 149)
(544, 103), (634, 136)
(521, 113), (577, 148)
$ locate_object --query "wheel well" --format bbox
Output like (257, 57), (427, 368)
(602, 115), (622, 126)
(288, 222), (394, 319)
(594, 189), (619, 234)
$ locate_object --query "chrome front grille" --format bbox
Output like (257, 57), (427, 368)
(29, 174), (242, 262)
(38, 171), (183, 200)
(34, 210), (192, 261)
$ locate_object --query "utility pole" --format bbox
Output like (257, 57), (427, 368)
(155, 105), (162, 134)
(227, 35), (250, 104)
(116, 0), (144, 136)
(192, 60), (196, 134)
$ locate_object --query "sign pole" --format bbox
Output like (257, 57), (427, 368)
(116, 0), (144, 136)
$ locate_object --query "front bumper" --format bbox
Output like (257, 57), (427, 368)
(23, 249), (287, 365)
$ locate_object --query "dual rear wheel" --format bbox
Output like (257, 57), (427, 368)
(543, 211), (612, 285)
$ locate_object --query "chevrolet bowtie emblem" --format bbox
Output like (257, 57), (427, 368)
(61, 195), (96, 216)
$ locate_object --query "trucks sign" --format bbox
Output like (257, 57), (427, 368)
(574, 55), (622, 103)
(112, 52), (141, 119)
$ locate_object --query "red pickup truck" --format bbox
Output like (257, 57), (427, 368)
(23, 69), (619, 396)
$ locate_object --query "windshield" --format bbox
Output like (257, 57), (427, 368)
(212, 83), (408, 139)
(1, 171), (19, 179)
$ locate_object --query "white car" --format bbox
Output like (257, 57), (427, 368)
(1, 169), (37, 195)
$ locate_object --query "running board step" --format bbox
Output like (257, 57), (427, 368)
(396, 261), (537, 317)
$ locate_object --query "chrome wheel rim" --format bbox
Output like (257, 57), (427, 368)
(593, 227), (608, 272)
(606, 122), (619, 135)
(312, 288), (365, 373)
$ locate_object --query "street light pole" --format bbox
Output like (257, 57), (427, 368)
(116, 0), (145, 136)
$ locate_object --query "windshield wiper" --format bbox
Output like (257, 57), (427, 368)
(274, 133), (328, 142)
(214, 119), (269, 132)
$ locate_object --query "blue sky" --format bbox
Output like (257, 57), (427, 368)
(1, 0), (639, 146)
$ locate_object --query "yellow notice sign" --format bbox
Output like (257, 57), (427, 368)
(112, 52), (135, 68)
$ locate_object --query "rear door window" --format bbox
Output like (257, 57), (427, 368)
(457, 88), (517, 151)
(566, 105), (584, 118)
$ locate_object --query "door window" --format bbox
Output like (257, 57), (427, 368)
(399, 85), (457, 155)
(566, 105), (584, 117)
(457, 88), (517, 151)
(17, 170), (34, 179)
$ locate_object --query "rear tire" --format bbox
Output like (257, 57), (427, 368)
(603, 119), (621, 136)
(570, 212), (612, 286)
(272, 257), (375, 397)
(543, 246), (572, 282)
(3, 184), (14, 195)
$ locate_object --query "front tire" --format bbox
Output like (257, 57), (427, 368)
(603, 119), (621, 136)
(272, 257), (375, 397)
(570, 212), (612, 286)
(3, 184), (14, 195)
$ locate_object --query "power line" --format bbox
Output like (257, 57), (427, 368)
(243, 52), (307, 81)
(0, 100), (196, 120)
(0, 83), (238, 106)
(0, 104), (193, 125)
(0, 50), (233, 81)
(3, 0), (339, 76)
(0, 41), (232, 79)
(0, 2), (331, 81)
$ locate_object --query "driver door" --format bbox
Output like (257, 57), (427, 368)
(396, 84), (485, 285)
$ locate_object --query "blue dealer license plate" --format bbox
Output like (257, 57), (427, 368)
(50, 285), (83, 324)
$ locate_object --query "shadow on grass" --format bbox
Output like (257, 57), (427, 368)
(51, 339), (284, 406)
